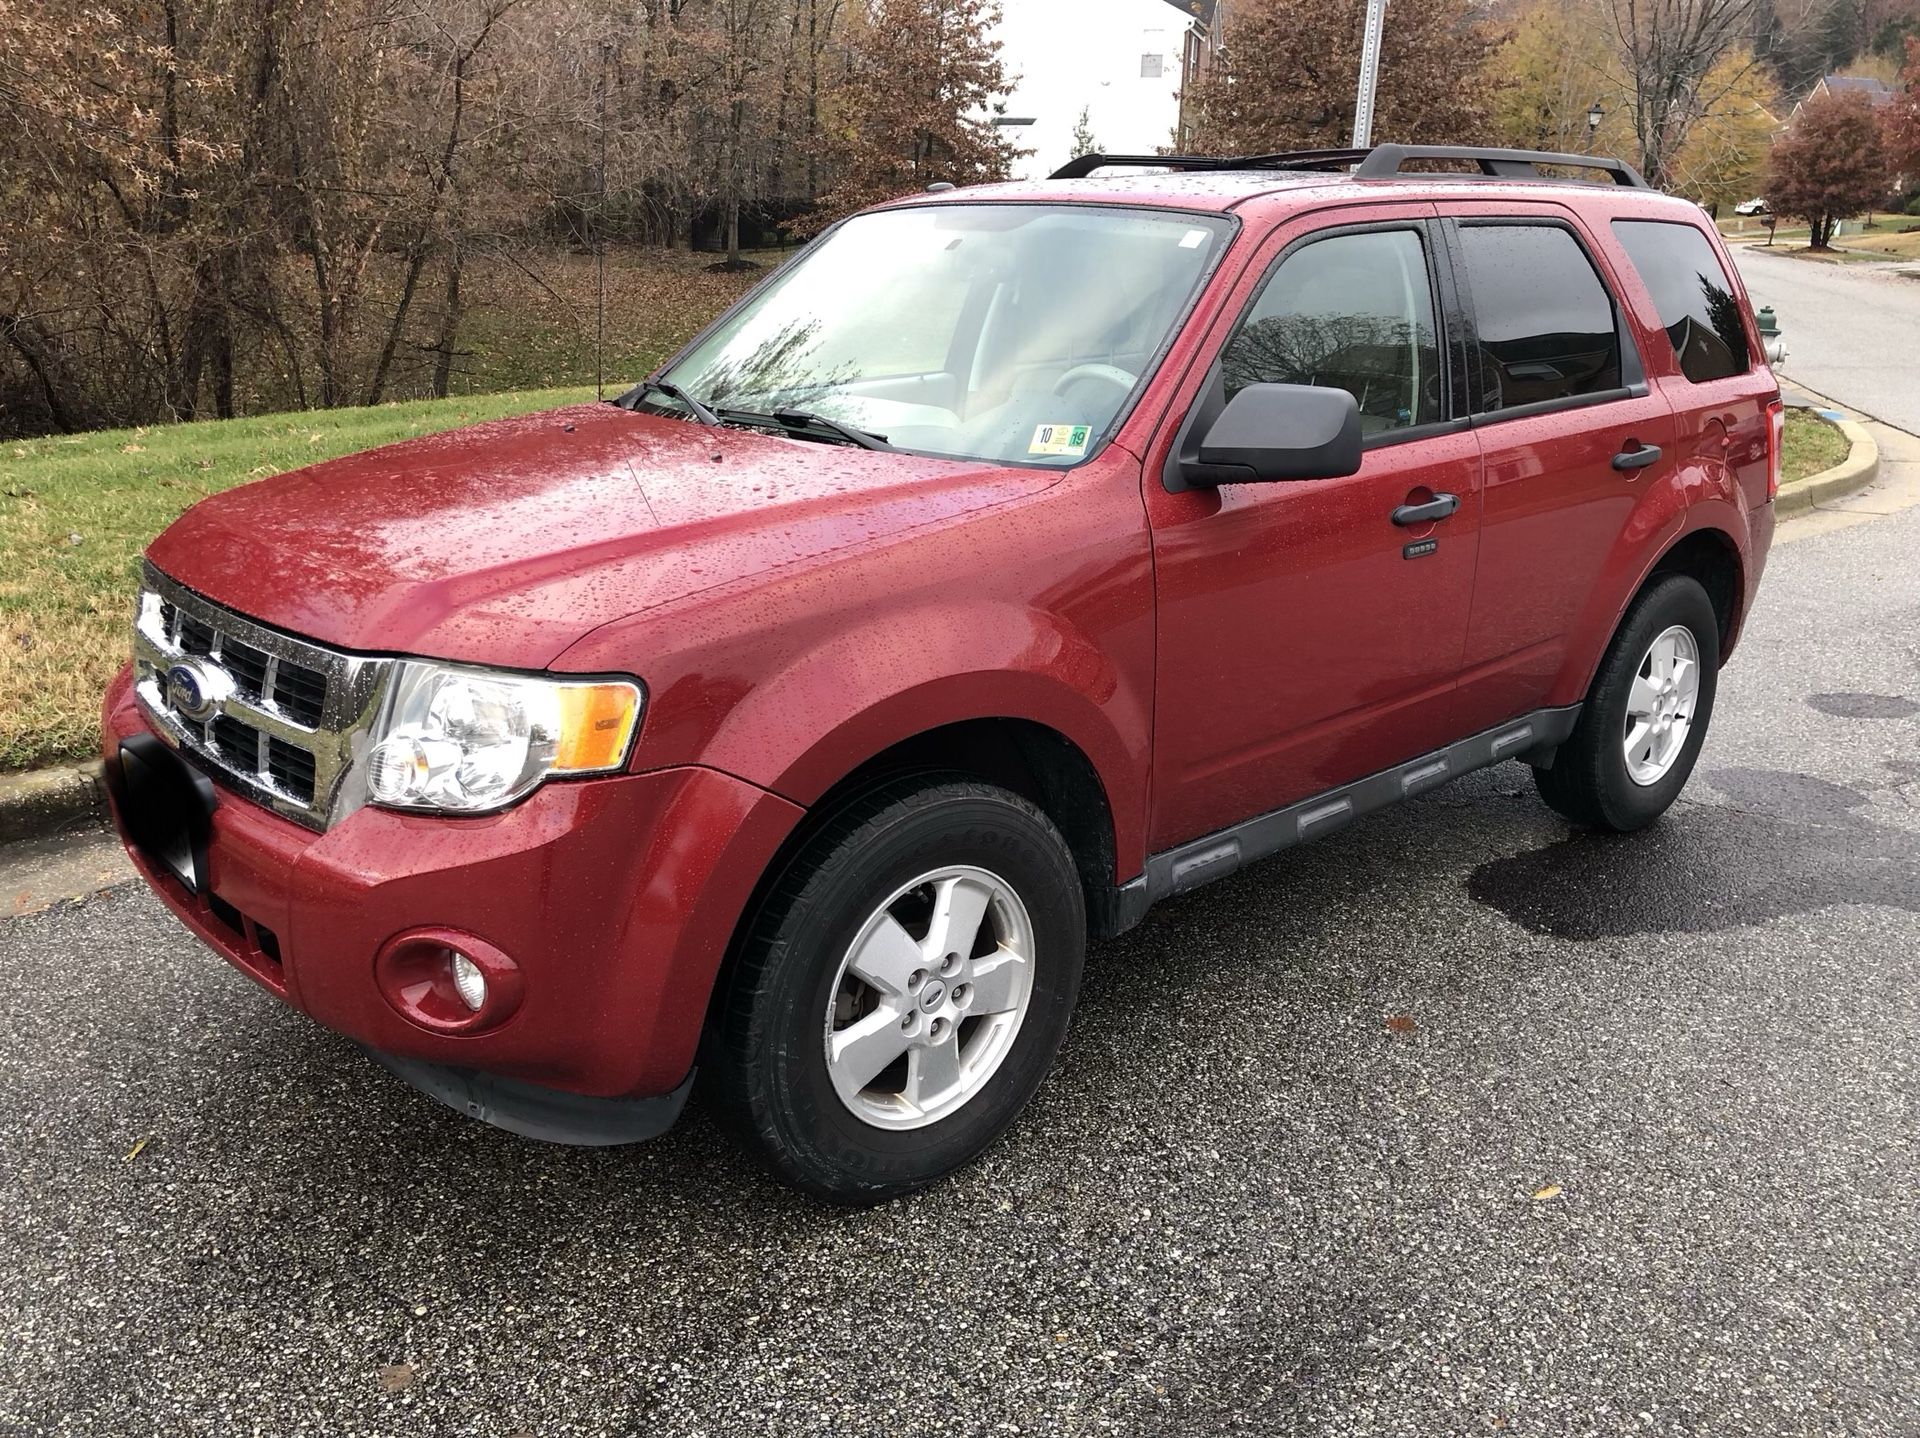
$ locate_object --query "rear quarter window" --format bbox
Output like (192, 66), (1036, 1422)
(1610, 219), (1752, 384)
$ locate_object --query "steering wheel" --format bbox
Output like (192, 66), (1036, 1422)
(1051, 363), (1138, 400)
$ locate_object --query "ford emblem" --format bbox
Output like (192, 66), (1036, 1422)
(165, 659), (225, 721)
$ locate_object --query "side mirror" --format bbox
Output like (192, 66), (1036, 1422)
(1180, 382), (1363, 487)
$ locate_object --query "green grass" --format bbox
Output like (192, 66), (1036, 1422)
(1781, 408), (1851, 486)
(1, 387), (594, 772)
(1719, 212), (1920, 261)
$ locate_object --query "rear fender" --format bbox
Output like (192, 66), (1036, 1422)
(1549, 453), (1751, 705)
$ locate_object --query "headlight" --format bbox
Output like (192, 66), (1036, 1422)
(363, 661), (642, 815)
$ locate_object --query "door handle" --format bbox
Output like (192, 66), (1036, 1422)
(1391, 492), (1460, 526)
(1612, 442), (1662, 471)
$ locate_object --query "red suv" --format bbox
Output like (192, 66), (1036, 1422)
(102, 145), (1779, 1203)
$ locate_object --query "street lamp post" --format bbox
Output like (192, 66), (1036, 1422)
(1587, 100), (1605, 153)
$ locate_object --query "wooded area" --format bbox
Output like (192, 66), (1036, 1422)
(5, 0), (1918, 440)
(0, 0), (1018, 437)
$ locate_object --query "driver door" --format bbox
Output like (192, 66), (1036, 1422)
(1143, 204), (1484, 850)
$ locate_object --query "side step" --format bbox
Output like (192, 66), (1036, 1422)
(1104, 705), (1580, 928)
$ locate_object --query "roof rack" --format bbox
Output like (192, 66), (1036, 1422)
(1049, 144), (1651, 189)
(1048, 149), (1368, 180)
(1355, 144), (1649, 187)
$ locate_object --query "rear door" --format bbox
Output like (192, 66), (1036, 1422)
(1144, 203), (1485, 850)
(1441, 204), (1679, 733)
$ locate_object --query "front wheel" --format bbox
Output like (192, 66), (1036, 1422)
(1534, 572), (1721, 831)
(713, 777), (1086, 1205)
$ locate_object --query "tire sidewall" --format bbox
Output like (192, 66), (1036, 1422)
(1585, 575), (1721, 828)
(749, 788), (1085, 1201)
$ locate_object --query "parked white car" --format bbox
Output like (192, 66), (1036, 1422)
(1734, 197), (1771, 216)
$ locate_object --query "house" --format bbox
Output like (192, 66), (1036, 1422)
(991, 0), (1229, 181)
(1787, 73), (1895, 125)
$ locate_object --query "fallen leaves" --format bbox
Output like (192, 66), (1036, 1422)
(123, 1136), (149, 1163)
(1384, 1014), (1416, 1034)
(378, 1363), (415, 1393)
(1531, 1184), (1563, 1202)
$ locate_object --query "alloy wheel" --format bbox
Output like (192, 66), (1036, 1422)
(823, 866), (1035, 1131)
(1623, 623), (1700, 786)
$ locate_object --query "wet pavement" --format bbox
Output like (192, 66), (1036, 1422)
(6, 471), (1920, 1434)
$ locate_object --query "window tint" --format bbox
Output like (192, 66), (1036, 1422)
(1611, 219), (1751, 383)
(1221, 229), (1441, 435)
(1457, 224), (1621, 413)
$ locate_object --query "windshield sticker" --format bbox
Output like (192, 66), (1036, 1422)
(1180, 229), (1210, 249)
(1030, 423), (1092, 458)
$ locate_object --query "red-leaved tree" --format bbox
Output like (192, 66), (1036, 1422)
(1765, 91), (1889, 248)
(1885, 37), (1920, 189)
(1184, 0), (1500, 155)
(804, 0), (1018, 228)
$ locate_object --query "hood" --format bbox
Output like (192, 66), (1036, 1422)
(146, 404), (1056, 670)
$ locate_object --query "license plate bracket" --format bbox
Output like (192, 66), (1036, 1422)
(117, 733), (217, 892)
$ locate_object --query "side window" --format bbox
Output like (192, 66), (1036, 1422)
(1220, 229), (1442, 436)
(1611, 219), (1752, 383)
(1456, 224), (1621, 413)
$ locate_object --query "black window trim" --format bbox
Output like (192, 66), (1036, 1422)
(1162, 216), (1469, 492)
(1440, 215), (1650, 430)
(1608, 215), (1756, 386)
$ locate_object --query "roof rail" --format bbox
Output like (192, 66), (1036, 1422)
(1049, 144), (1651, 189)
(1354, 144), (1650, 187)
(1049, 149), (1368, 180)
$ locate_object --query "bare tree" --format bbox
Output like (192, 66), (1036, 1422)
(1603, 0), (1771, 187)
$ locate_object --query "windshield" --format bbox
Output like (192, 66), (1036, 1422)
(651, 204), (1235, 466)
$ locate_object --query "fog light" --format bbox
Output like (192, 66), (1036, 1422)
(449, 950), (486, 1010)
(374, 927), (525, 1034)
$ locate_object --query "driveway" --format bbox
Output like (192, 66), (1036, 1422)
(6, 276), (1920, 1436)
(1732, 244), (1920, 432)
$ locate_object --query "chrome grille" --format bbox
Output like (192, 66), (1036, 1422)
(133, 562), (393, 830)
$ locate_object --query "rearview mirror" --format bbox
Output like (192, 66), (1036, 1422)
(1180, 382), (1363, 486)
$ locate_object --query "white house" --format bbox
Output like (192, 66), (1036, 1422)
(991, 0), (1226, 181)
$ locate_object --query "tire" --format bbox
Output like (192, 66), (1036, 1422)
(713, 776), (1086, 1205)
(1534, 572), (1721, 832)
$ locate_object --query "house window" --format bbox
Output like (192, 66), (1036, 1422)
(1141, 53), (1164, 78)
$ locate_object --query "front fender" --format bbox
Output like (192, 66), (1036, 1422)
(553, 459), (1157, 878)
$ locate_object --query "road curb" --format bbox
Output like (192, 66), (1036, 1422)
(0, 761), (108, 845)
(1776, 409), (1879, 518)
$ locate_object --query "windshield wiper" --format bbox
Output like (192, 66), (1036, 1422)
(619, 379), (721, 426)
(721, 406), (896, 452)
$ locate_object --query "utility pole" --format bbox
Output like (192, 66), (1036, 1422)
(1352, 0), (1387, 149)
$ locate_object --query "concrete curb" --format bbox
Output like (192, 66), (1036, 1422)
(0, 760), (108, 845)
(1776, 408), (1880, 518)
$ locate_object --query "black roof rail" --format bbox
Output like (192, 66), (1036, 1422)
(1049, 148), (1369, 180)
(1354, 144), (1651, 188)
(1049, 144), (1651, 189)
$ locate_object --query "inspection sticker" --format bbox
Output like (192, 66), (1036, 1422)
(1029, 423), (1093, 458)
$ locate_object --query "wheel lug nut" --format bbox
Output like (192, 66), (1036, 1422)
(953, 983), (971, 1007)
(908, 969), (926, 992)
(940, 952), (961, 977)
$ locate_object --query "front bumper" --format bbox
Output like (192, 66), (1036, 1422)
(102, 669), (805, 1113)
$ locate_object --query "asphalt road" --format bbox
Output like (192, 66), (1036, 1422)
(6, 395), (1920, 1435)
(1732, 244), (1920, 432)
